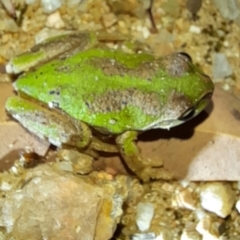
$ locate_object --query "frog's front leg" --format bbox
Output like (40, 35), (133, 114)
(116, 131), (173, 182)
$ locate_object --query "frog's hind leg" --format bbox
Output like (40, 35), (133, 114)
(116, 131), (173, 182)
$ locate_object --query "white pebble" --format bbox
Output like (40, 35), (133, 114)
(189, 25), (201, 34)
(46, 11), (65, 29)
(212, 0), (240, 20)
(179, 179), (190, 188)
(199, 183), (235, 218)
(155, 229), (172, 240)
(0, 182), (13, 191)
(235, 199), (240, 213)
(195, 208), (207, 220)
(41, 0), (64, 13)
(136, 202), (154, 232)
(212, 53), (233, 80)
(131, 233), (156, 240)
(142, 26), (150, 39)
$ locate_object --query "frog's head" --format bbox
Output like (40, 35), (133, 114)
(152, 52), (214, 130)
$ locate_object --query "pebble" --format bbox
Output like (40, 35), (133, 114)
(196, 216), (220, 239)
(46, 11), (65, 29)
(41, 0), (64, 13)
(180, 230), (201, 240)
(131, 233), (156, 240)
(235, 199), (240, 213)
(189, 25), (201, 34)
(101, 13), (117, 28)
(212, 0), (240, 20)
(199, 183), (235, 218)
(212, 53), (233, 81)
(136, 202), (154, 231)
(175, 189), (196, 211)
(0, 18), (20, 32)
(155, 229), (172, 240)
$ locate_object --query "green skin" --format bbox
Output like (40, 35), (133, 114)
(5, 32), (214, 181)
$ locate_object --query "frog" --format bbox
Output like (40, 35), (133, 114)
(5, 31), (214, 182)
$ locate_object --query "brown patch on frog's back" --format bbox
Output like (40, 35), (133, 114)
(84, 88), (162, 116)
(89, 58), (161, 81)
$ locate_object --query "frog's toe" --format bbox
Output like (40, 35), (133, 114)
(137, 167), (174, 182)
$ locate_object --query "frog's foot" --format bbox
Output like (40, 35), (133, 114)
(116, 131), (174, 182)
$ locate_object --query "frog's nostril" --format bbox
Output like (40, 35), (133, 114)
(178, 107), (195, 121)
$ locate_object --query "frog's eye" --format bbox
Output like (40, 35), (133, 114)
(178, 52), (193, 62)
(178, 107), (195, 121)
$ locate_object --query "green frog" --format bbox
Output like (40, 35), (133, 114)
(5, 32), (214, 181)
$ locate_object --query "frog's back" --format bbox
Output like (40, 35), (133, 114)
(15, 48), (213, 134)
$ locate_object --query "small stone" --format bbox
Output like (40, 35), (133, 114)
(41, 0), (64, 13)
(131, 233), (156, 240)
(181, 230), (201, 240)
(58, 149), (93, 174)
(199, 183), (235, 218)
(196, 216), (221, 240)
(189, 25), (201, 34)
(235, 199), (240, 213)
(175, 189), (196, 210)
(136, 202), (154, 231)
(212, 0), (240, 20)
(161, 182), (174, 192)
(195, 208), (207, 220)
(101, 13), (117, 28)
(179, 179), (190, 188)
(155, 229), (172, 240)
(212, 53), (233, 80)
(46, 11), (65, 29)
(0, 18), (20, 32)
